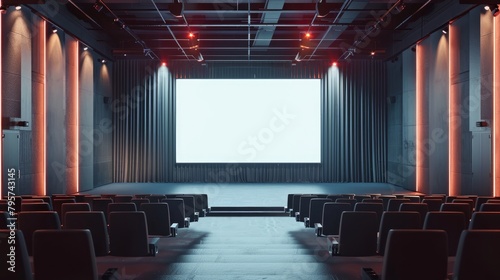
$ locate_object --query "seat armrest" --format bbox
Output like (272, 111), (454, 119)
(314, 223), (323, 237)
(289, 208), (294, 217)
(184, 217), (190, 228)
(148, 237), (160, 256)
(330, 237), (339, 256)
(304, 217), (310, 228)
(170, 223), (178, 237)
(101, 268), (120, 280)
(194, 212), (199, 222)
(361, 268), (379, 280)
(295, 212), (300, 221)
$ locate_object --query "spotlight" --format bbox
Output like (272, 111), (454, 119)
(100, 59), (106, 64)
(485, 5), (491, 11)
(15, 5), (21, 10)
(0, 5), (8, 14)
(442, 29), (447, 34)
(83, 46), (89, 51)
(161, 62), (167, 67)
(169, 0), (183, 18)
(123, 53), (127, 57)
(370, 51), (375, 56)
(300, 32), (312, 49)
(332, 62), (337, 67)
(188, 32), (199, 49)
(93, 0), (103, 12)
(51, 26), (58, 33)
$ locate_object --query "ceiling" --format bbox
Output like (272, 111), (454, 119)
(63, 0), (438, 62)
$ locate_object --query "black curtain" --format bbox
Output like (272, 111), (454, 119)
(113, 60), (386, 183)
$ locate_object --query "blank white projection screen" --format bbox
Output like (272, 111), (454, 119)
(175, 79), (321, 163)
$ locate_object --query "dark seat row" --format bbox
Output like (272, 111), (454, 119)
(362, 229), (500, 280)
(0, 228), (118, 280)
(325, 208), (500, 257)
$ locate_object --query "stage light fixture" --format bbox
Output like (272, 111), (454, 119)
(161, 62), (167, 67)
(15, 5), (21, 10)
(188, 32), (199, 49)
(295, 49), (305, 62)
(316, 0), (330, 18)
(442, 29), (447, 34)
(395, 2), (406, 13)
(196, 52), (204, 62)
(300, 32), (312, 49)
(83, 46), (88, 51)
(332, 61), (337, 67)
(169, 0), (183, 18)
(370, 51), (375, 56)
(51, 26), (58, 33)
(93, 0), (103, 12)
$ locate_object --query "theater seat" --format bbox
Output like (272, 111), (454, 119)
(0, 230), (33, 280)
(377, 211), (420, 255)
(386, 199), (410, 211)
(140, 203), (172, 236)
(354, 202), (384, 229)
(423, 211), (466, 256)
(108, 211), (153, 256)
(321, 202), (351, 236)
(451, 230), (500, 280)
(375, 229), (448, 280)
(17, 211), (61, 255)
(64, 211), (110, 256)
(480, 203), (500, 212)
(308, 198), (332, 228)
(107, 202), (137, 221)
(33, 229), (98, 280)
(162, 198), (188, 228)
(332, 211), (378, 256)
(469, 212), (500, 229)
(61, 203), (91, 225)
(21, 202), (51, 212)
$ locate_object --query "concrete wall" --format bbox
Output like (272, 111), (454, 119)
(387, 6), (495, 195)
(1, 7), (112, 195)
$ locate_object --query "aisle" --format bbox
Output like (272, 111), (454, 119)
(97, 217), (384, 280)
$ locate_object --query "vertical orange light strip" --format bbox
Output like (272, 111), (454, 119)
(75, 41), (79, 193)
(416, 43), (422, 193)
(494, 15), (499, 197)
(449, 23), (459, 196)
(0, 2), (3, 197)
(42, 20), (47, 195)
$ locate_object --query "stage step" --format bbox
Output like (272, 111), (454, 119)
(208, 206), (288, 216)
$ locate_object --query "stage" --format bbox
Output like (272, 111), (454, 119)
(80, 182), (419, 207)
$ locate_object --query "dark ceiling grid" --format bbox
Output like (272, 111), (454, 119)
(63, 0), (441, 62)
